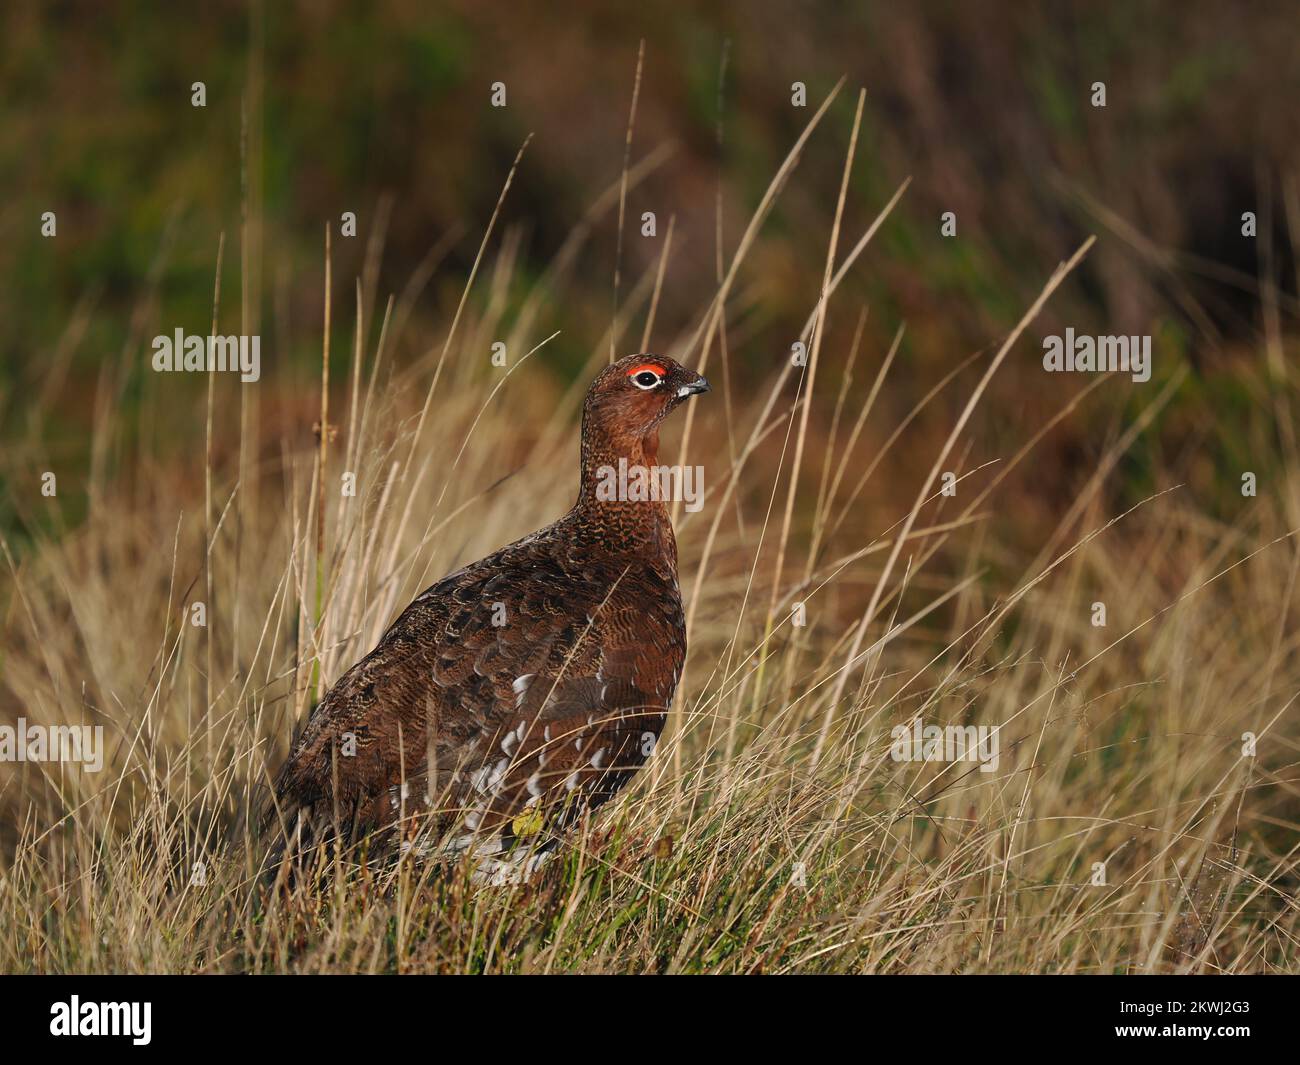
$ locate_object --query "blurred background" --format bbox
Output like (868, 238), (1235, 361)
(3, 0), (1299, 547)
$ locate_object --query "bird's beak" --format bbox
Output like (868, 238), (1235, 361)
(676, 375), (710, 398)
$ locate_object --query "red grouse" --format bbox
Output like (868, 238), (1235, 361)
(270, 354), (709, 880)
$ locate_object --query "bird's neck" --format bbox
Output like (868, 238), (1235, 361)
(573, 426), (677, 559)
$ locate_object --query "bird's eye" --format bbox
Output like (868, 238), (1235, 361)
(631, 370), (662, 389)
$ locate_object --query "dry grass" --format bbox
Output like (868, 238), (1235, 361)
(2, 91), (1299, 975)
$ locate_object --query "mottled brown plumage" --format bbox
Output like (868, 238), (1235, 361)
(269, 354), (708, 876)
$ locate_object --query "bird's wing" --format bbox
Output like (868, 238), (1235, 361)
(460, 565), (684, 840)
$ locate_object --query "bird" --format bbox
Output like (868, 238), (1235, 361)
(267, 353), (710, 882)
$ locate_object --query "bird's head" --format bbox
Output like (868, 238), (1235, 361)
(582, 353), (710, 442)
